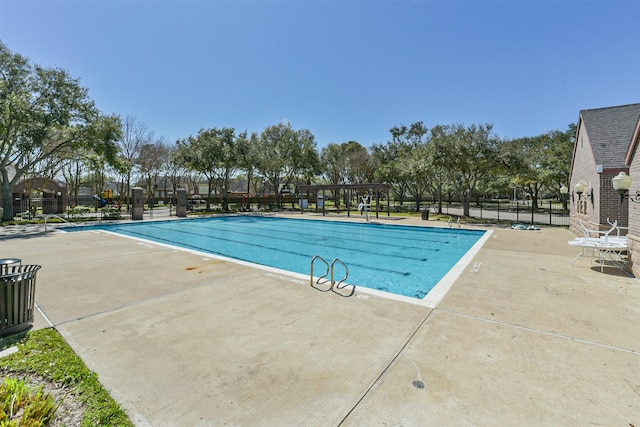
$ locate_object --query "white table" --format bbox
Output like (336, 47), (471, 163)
(568, 239), (628, 272)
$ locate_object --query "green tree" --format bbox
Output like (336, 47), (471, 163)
(320, 141), (371, 206)
(176, 127), (240, 211)
(342, 141), (373, 184)
(0, 41), (121, 220)
(431, 123), (501, 217)
(389, 122), (431, 211)
(422, 142), (450, 214)
(236, 131), (257, 209)
(501, 123), (575, 209)
(540, 124), (576, 198)
(321, 143), (347, 185)
(372, 141), (410, 205)
(503, 135), (546, 208)
(373, 121), (432, 210)
(254, 122), (320, 207)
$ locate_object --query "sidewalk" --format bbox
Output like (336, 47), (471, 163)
(1, 216), (638, 426)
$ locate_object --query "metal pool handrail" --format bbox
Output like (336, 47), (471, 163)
(310, 256), (355, 297)
(310, 255), (331, 291)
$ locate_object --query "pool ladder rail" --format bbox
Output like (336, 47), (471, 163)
(310, 256), (355, 297)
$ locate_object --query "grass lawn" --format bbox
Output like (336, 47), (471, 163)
(0, 328), (133, 426)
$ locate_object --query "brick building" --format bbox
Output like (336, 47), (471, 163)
(569, 103), (640, 233)
(621, 108), (640, 276)
(569, 103), (640, 274)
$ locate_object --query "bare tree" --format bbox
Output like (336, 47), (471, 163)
(116, 115), (151, 208)
(165, 144), (187, 203)
(138, 139), (170, 207)
(60, 154), (85, 208)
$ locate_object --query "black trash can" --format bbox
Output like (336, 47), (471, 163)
(0, 265), (41, 337)
(421, 209), (430, 220)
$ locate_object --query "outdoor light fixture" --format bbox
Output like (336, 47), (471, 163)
(612, 171), (640, 204)
(574, 180), (593, 204)
(560, 185), (569, 202)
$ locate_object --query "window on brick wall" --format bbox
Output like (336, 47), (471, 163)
(578, 200), (588, 214)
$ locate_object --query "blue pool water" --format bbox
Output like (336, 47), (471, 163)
(68, 216), (486, 299)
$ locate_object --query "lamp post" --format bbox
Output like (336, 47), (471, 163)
(560, 184), (568, 210)
(612, 171), (640, 203)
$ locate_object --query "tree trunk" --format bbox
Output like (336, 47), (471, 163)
(222, 185), (229, 211)
(1, 180), (14, 221)
(463, 192), (471, 217)
(246, 173), (251, 210)
(206, 178), (214, 210)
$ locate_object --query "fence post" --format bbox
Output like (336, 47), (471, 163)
(549, 201), (552, 226)
(497, 198), (500, 221)
(531, 201), (534, 225)
(516, 201), (519, 223)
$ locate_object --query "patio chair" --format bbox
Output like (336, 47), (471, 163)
(606, 218), (628, 245)
(575, 219), (617, 244)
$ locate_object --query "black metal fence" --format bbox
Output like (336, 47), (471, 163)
(7, 192), (571, 228)
(437, 199), (570, 227)
(385, 199), (569, 227)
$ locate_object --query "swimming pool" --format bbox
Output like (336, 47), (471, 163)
(67, 216), (488, 300)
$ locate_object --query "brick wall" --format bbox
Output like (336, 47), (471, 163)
(569, 122), (601, 234)
(600, 172), (629, 228)
(626, 148), (640, 275)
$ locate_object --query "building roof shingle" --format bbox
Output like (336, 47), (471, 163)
(580, 103), (640, 169)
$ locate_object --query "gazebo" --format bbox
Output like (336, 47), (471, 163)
(296, 183), (392, 218)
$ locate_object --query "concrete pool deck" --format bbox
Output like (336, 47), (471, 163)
(1, 214), (639, 425)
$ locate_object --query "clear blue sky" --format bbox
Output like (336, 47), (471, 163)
(1, 0), (638, 148)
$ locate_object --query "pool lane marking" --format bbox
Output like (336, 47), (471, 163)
(115, 227), (415, 277)
(172, 221), (440, 257)
(214, 219), (454, 245)
(180, 214), (451, 242)
(158, 216), (449, 249)
(130, 223), (432, 263)
(178, 218), (457, 249)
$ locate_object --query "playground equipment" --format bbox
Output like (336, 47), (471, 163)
(93, 189), (116, 209)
